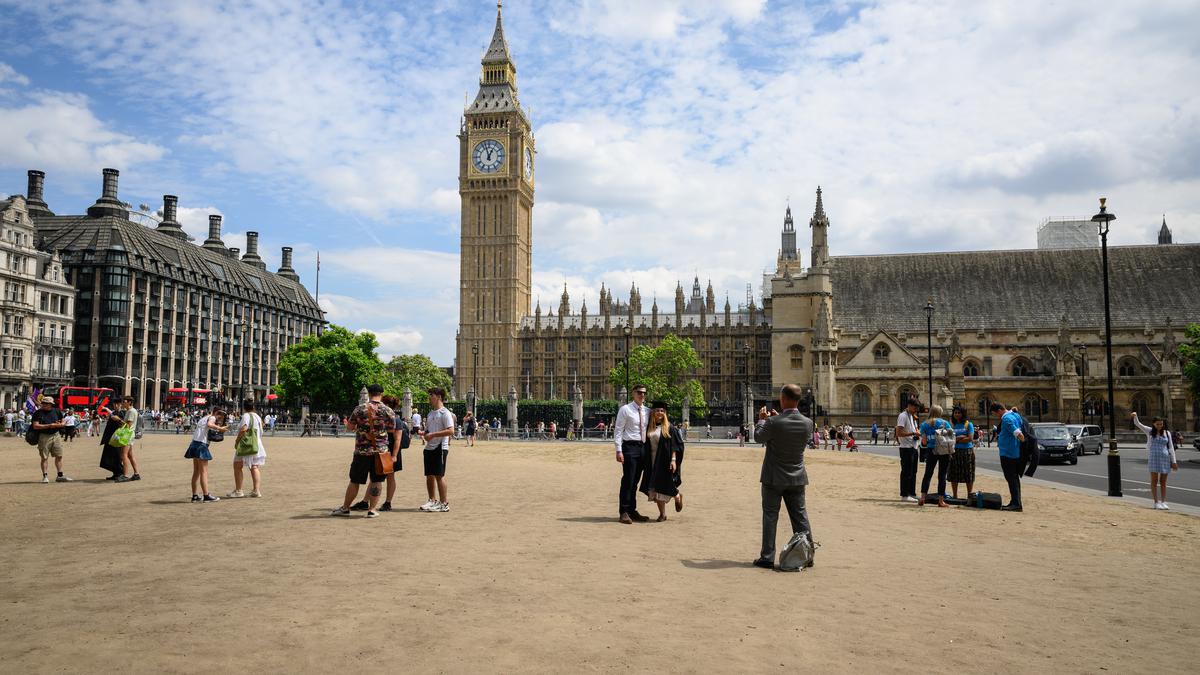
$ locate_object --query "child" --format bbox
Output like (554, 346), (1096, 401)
(186, 408), (228, 502)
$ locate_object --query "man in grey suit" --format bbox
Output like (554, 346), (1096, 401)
(752, 384), (814, 571)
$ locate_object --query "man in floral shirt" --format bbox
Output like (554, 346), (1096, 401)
(330, 384), (397, 518)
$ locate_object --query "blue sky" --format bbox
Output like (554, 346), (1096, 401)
(1, 0), (1197, 366)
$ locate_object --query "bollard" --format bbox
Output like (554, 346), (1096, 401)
(1106, 438), (1122, 497)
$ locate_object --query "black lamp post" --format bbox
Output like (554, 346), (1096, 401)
(1091, 197), (1121, 497)
(1078, 343), (1089, 424)
(471, 342), (479, 418)
(924, 299), (935, 407)
(240, 320), (249, 403)
(186, 379), (193, 413)
(622, 325), (632, 397)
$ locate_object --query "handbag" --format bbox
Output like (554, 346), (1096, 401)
(25, 425), (41, 446)
(108, 424), (134, 448)
(208, 427), (225, 442)
(366, 404), (394, 475)
(235, 416), (260, 456)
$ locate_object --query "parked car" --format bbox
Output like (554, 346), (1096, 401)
(1193, 437), (1200, 452)
(1031, 423), (1077, 465)
(1064, 424), (1104, 455)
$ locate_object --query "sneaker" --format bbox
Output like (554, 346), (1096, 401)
(378, 502), (392, 512)
(1160, 502), (1170, 510)
(130, 474), (141, 481)
(350, 500), (370, 511)
(330, 506), (351, 517)
(226, 490), (244, 498)
(1153, 502), (1163, 510)
(114, 475), (131, 483)
(55, 475), (73, 482)
(365, 510), (379, 518)
(41, 475), (50, 484)
(191, 495), (202, 503)
(203, 494), (221, 502)
(434, 502), (449, 512)
(419, 500), (437, 511)
(248, 491), (262, 498)
(903, 496), (918, 503)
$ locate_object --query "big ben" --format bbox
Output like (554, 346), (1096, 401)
(457, 1), (534, 400)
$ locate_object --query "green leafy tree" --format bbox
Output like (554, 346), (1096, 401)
(1180, 323), (1200, 396)
(382, 354), (454, 405)
(608, 333), (708, 416)
(276, 325), (384, 413)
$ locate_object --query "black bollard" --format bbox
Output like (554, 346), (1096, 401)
(1106, 439), (1122, 497)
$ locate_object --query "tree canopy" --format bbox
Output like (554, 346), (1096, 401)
(1180, 323), (1200, 397)
(382, 353), (454, 404)
(275, 325), (384, 412)
(608, 333), (708, 416)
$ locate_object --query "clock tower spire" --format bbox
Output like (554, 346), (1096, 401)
(457, 1), (535, 400)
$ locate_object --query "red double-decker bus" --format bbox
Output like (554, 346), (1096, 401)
(164, 388), (212, 407)
(41, 386), (115, 411)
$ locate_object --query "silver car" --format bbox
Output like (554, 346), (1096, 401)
(1065, 424), (1103, 455)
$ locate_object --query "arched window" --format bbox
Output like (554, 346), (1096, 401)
(1011, 358), (1034, 377)
(963, 360), (980, 377)
(1117, 358), (1139, 377)
(1130, 394), (1151, 417)
(898, 386), (917, 410)
(851, 386), (872, 414)
(873, 343), (890, 362)
(789, 344), (804, 369)
(1023, 393), (1047, 420)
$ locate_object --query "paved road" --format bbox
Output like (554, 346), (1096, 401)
(853, 441), (1200, 509)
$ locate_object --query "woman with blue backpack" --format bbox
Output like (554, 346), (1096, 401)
(918, 405), (955, 507)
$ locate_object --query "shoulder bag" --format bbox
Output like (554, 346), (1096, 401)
(109, 424), (134, 448)
(235, 415), (260, 456)
(369, 403), (394, 475)
(25, 424), (41, 445)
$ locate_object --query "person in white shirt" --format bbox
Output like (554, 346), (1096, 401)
(411, 411), (423, 433)
(895, 399), (922, 502)
(418, 388), (455, 512)
(613, 384), (651, 524)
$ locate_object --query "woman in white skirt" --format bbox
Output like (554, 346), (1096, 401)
(1132, 412), (1178, 510)
(228, 398), (267, 498)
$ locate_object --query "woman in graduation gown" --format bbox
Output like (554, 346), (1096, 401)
(639, 401), (685, 521)
(97, 404), (124, 479)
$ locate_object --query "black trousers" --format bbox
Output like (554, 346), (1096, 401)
(899, 447), (919, 497)
(619, 442), (645, 515)
(760, 484), (811, 562)
(921, 452), (950, 496)
(1000, 456), (1023, 507)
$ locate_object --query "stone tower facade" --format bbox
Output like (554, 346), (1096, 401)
(456, 3), (535, 400)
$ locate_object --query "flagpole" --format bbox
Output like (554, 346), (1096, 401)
(315, 251), (323, 336)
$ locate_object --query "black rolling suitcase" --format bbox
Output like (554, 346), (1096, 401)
(966, 491), (1002, 509)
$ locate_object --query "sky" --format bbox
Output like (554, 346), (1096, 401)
(1, 0), (1197, 367)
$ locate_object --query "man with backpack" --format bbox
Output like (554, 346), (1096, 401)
(990, 403), (1027, 511)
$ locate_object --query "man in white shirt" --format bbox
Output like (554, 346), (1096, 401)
(895, 398), (922, 502)
(411, 411), (423, 433)
(613, 384), (651, 524)
(418, 388), (455, 512)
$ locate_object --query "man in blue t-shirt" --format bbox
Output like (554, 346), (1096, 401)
(990, 402), (1027, 511)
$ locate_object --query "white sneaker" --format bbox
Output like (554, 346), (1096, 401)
(903, 496), (918, 503)
(226, 490), (244, 498)
(1160, 502), (1170, 510)
(419, 499), (437, 511)
(55, 475), (73, 482)
(434, 502), (449, 512)
(249, 490), (262, 498)
(41, 475), (49, 484)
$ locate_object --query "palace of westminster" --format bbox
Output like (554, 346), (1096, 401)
(455, 5), (1200, 430)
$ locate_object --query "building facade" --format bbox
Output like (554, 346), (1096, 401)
(454, 4), (1200, 433)
(10, 168), (323, 410)
(0, 190), (76, 409)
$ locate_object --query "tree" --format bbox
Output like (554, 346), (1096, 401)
(609, 334), (708, 416)
(382, 354), (453, 405)
(275, 325), (384, 413)
(1180, 323), (1200, 396)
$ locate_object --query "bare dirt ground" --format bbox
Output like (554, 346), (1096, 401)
(1, 434), (1197, 673)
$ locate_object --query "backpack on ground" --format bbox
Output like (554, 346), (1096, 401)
(779, 531), (817, 571)
(966, 491), (1003, 509)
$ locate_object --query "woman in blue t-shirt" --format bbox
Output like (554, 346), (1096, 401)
(918, 405), (954, 507)
(947, 406), (975, 499)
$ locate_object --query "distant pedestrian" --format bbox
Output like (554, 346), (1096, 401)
(1132, 412), (1178, 510)
(186, 407), (228, 503)
(918, 405), (953, 507)
(227, 399), (266, 499)
(464, 411), (477, 447)
(419, 387), (455, 512)
(31, 395), (71, 483)
(948, 406), (976, 499)
(63, 409), (78, 442)
(896, 399), (922, 502)
(871, 422), (879, 445)
(991, 402), (1026, 511)
(114, 396), (142, 482)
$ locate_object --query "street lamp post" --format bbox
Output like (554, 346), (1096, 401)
(1091, 197), (1121, 497)
(622, 325), (632, 395)
(1078, 343), (1089, 424)
(471, 343), (479, 418)
(240, 321), (249, 403)
(924, 299), (935, 407)
(743, 343), (753, 441)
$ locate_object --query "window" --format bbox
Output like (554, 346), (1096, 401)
(1023, 394), (1047, 418)
(591, 360), (601, 375)
(545, 339), (556, 353)
(758, 338), (769, 351)
(1117, 359), (1139, 377)
(851, 386), (872, 414)
(568, 339), (579, 353)
(789, 344), (804, 369)
(874, 343), (890, 362)
(963, 360), (980, 377)
(734, 357), (747, 375)
(543, 361), (554, 375)
(522, 341), (531, 353)
(590, 339), (601, 352)
(711, 339), (721, 351)
(1011, 358), (1034, 377)
(1130, 394), (1151, 417)
(709, 358), (721, 375)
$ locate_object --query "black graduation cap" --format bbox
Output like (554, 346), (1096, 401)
(650, 400), (669, 410)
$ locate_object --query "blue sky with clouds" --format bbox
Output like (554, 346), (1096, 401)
(1, 0), (1197, 366)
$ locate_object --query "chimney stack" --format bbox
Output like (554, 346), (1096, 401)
(155, 195), (188, 240)
(241, 231), (267, 269)
(25, 170), (53, 216)
(277, 246), (300, 282)
(202, 214), (226, 252)
(227, 247), (240, 259)
(87, 167), (129, 219)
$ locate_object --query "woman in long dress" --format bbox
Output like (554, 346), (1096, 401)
(639, 401), (685, 522)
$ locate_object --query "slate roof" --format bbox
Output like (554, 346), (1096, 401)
(34, 213), (322, 320)
(830, 244), (1200, 334)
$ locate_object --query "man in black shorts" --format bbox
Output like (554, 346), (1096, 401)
(330, 384), (397, 518)
(419, 387), (455, 512)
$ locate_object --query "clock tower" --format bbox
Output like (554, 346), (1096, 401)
(457, 1), (534, 400)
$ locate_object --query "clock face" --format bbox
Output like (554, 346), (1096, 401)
(523, 147), (533, 180)
(472, 139), (505, 173)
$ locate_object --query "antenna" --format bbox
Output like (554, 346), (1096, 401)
(746, 283), (752, 308)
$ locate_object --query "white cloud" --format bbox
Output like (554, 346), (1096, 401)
(0, 62), (29, 85)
